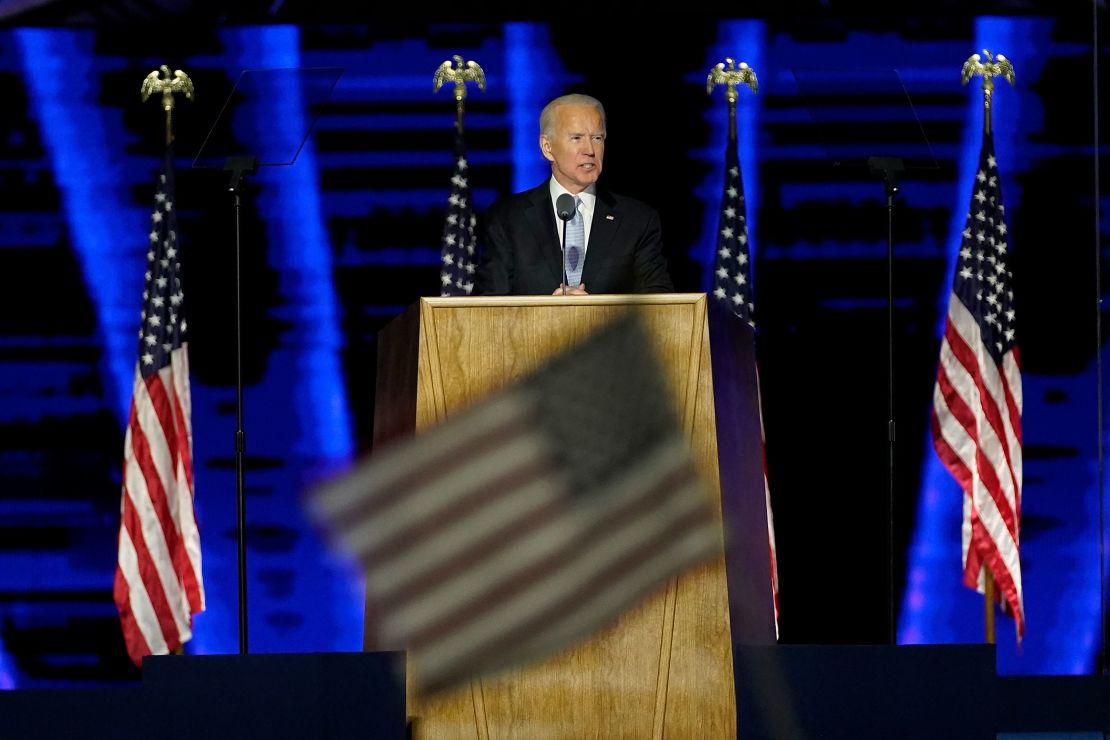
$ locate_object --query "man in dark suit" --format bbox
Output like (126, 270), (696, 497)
(474, 93), (674, 296)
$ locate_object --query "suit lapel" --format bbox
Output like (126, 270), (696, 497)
(583, 190), (618, 285)
(523, 185), (564, 285)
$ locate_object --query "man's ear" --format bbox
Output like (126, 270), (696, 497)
(539, 134), (555, 162)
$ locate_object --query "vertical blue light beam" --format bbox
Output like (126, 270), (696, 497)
(16, 28), (144, 425)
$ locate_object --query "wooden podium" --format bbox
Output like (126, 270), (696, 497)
(370, 294), (774, 739)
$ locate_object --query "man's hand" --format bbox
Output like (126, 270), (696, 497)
(552, 283), (589, 296)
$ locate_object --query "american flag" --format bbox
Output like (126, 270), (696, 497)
(113, 146), (205, 664)
(931, 131), (1023, 638)
(439, 125), (477, 296)
(712, 116), (755, 327)
(711, 110), (780, 632)
(312, 315), (721, 692)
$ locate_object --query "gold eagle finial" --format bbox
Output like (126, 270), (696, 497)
(961, 49), (1014, 133)
(962, 49), (1015, 88)
(433, 55), (486, 103)
(707, 58), (758, 105)
(141, 64), (194, 112)
(141, 65), (193, 145)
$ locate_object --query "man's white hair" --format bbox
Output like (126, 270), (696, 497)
(540, 94), (607, 136)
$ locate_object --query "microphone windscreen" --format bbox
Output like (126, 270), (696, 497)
(556, 193), (576, 221)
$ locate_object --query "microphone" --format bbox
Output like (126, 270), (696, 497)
(556, 193), (575, 221)
(555, 193), (576, 296)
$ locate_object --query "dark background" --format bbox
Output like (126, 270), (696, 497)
(0, 1), (1104, 687)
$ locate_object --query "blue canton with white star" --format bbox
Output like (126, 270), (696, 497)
(712, 129), (755, 327)
(440, 127), (477, 296)
(137, 148), (186, 378)
(953, 134), (1016, 365)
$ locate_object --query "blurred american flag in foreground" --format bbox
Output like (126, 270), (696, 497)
(312, 314), (721, 692)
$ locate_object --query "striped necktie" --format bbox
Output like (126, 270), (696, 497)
(564, 196), (584, 288)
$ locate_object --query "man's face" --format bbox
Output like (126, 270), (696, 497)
(540, 104), (606, 193)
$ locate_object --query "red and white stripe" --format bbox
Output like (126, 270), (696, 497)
(114, 345), (204, 664)
(315, 388), (720, 691)
(932, 294), (1023, 637)
(754, 365), (780, 636)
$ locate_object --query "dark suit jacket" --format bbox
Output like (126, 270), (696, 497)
(474, 183), (674, 295)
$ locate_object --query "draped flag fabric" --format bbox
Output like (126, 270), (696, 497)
(711, 113), (780, 633)
(114, 147), (205, 664)
(439, 125), (477, 296)
(312, 315), (721, 693)
(931, 131), (1024, 639)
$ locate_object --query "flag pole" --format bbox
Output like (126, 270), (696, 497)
(128, 65), (200, 662)
(984, 568), (996, 644)
(706, 59), (781, 638)
(433, 54), (486, 136)
(433, 56), (485, 297)
(706, 57), (758, 145)
(141, 65), (194, 148)
(962, 48), (1013, 138)
(961, 48), (1015, 646)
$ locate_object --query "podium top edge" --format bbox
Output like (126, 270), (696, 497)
(420, 293), (707, 308)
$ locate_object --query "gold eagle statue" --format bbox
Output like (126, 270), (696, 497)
(433, 55), (486, 103)
(707, 57), (758, 104)
(141, 65), (194, 111)
(961, 49), (1015, 87)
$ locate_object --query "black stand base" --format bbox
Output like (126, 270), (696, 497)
(735, 644), (1110, 739)
(0, 652), (406, 740)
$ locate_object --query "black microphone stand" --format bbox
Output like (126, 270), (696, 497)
(556, 194), (575, 296)
(868, 154), (903, 646)
(224, 154), (256, 655)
